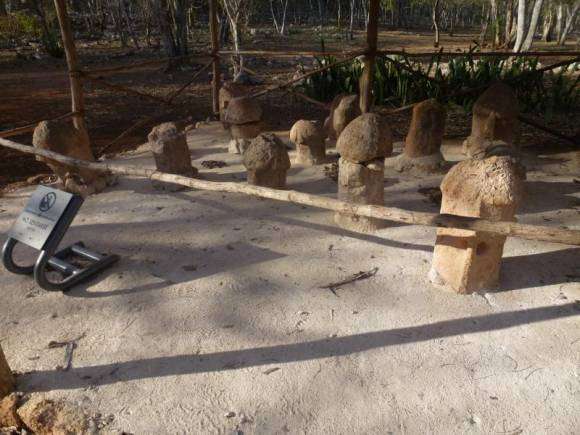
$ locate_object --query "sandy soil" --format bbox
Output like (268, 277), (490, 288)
(1, 124), (579, 434)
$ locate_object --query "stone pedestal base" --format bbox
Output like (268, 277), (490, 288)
(429, 229), (507, 293)
(295, 144), (326, 165)
(393, 152), (444, 174)
(247, 169), (287, 189)
(334, 157), (385, 233)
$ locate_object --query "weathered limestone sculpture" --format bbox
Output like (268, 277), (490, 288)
(243, 133), (291, 189)
(224, 96), (263, 154)
(395, 99), (446, 173)
(32, 120), (107, 196)
(289, 120), (326, 165)
(335, 113), (393, 232)
(463, 82), (519, 157)
(148, 122), (197, 191)
(219, 81), (246, 123)
(429, 156), (524, 294)
(324, 94), (361, 141)
(0, 344), (14, 400)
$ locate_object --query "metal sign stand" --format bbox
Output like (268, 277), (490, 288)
(2, 186), (118, 292)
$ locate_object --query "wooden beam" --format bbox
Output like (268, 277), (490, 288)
(1, 137), (579, 247)
(0, 112), (75, 138)
(360, 0), (380, 113)
(0, 344), (15, 400)
(53, 0), (86, 133)
(209, 0), (221, 116)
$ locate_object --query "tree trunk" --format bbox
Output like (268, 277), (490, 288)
(555, 2), (564, 42)
(505, 0), (515, 46)
(558, 2), (580, 45)
(542, 2), (554, 41)
(432, 0), (440, 47)
(513, 0), (526, 51)
(490, 0), (500, 47)
(349, 0), (355, 39)
(521, 0), (544, 50)
(0, 345), (15, 400)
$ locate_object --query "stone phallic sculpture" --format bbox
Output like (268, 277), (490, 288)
(429, 156), (525, 294)
(463, 82), (519, 157)
(395, 99), (446, 173)
(335, 113), (393, 233)
(243, 133), (291, 189)
(324, 94), (360, 141)
(32, 120), (107, 197)
(148, 122), (197, 191)
(219, 81), (246, 124)
(289, 120), (326, 165)
(224, 96), (263, 154)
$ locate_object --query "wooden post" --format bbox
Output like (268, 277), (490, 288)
(0, 344), (15, 399)
(53, 0), (87, 134)
(209, 0), (221, 116)
(359, 0), (380, 113)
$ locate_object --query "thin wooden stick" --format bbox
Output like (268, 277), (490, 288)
(53, 0), (86, 133)
(249, 52), (364, 100)
(376, 49), (580, 58)
(209, 0), (221, 116)
(1, 137), (578, 246)
(167, 60), (213, 103)
(0, 112), (75, 138)
(360, 0), (380, 113)
(240, 65), (329, 109)
(82, 74), (169, 105)
(82, 52), (213, 76)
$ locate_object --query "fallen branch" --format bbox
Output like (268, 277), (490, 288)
(320, 267), (379, 296)
(1, 137), (579, 246)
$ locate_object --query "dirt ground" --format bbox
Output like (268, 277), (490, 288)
(1, 27), (578, 189)
(0, 123), (579, 434)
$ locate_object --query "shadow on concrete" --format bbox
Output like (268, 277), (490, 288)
(19, 302), (580, 392)
(501, 248), (580, 292)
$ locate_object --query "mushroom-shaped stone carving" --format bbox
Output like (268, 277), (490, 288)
(148, 122), (197, 191)
(289, 120), (326, 165)
(336, 113), (393, 163)
(463, 82), (519, 157)
(243, 133), (291, 189)
(394, 99), (446, 173)
(224, 96), (263, 154)
(334, 113), (393, 233)
(429, 155), (524, 294)
(33, 120), (107, 197)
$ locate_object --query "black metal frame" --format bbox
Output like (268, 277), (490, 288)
(2, 193), (118, 292)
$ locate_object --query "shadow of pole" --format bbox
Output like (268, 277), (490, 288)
(20, 302), (580, 392)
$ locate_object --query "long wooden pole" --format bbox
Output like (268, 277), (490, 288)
(1, 137), (579, 246)
(53, 0), (86, 134)
(209, 0), (221, 116)
(360, 0), (380, 113)
(0, 344), (14, 400)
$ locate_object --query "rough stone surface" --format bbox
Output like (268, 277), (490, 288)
(336, 113), (393, 163)
(395, 99), (446, 173)
(32, 120), (107, 196)
(148, 123), (197, 191)
(332, 95), (361, 140)
(0, 393), (21, 428)
(228, 138), (251, 155)
(463, 82), (519, 157)
(230, 122), (262, 140)
(0, 346), (13, 401)
(324, 94), (346, 139)
(430, 156), (525, 293)
(17, 397), (90, 435)
(243, 133), (291, 188)
(219, 81), (246, 121)
(290, 120), (326, 165)
(223, 97), (262, 125)
(334, 157), (385, 232)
